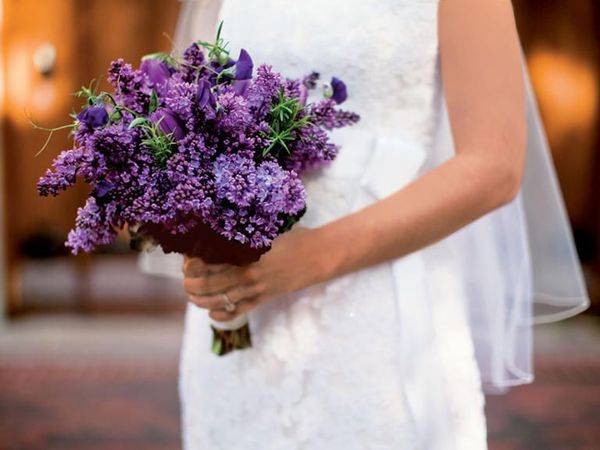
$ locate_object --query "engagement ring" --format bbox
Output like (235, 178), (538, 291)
(222, 292), (236, 312)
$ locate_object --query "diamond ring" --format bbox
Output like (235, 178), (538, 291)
(222, 292), (236, 312)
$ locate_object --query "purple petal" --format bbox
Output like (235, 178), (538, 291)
(235, 49), (253, 80)
(196, 79), (217, 110)
(150, 108), (185, 140)
(331, 76), (348, 104)
(77, 105), (109, 128)
(140, 59), (171, 86)
(233, 79), (251, 97)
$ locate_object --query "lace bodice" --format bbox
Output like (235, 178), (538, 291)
(217, 0), (440, 142)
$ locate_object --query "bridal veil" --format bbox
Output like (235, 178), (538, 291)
(429, 42), (590, 393)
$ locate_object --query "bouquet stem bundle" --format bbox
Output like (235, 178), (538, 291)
(210, 313), (252, 356)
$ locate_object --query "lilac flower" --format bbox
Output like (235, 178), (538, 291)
(213, 153), (258, 208)
(183, 42), (205, 67)
(283, 78), (302, 100)
(309, 98), (359, 130)
(179, 42), (206, 82)
(88, 124), (136, 169)
(77, 105), (108, 129)
(92, 180), (115, 204)
(281, 125), (339, 173)
(107, 58), (151, 114)
(37, 147), (89, 196)
(206, 154), (306, 246)
(162, 80), (197, 129)
(245, 64), (282, 117)
(254, 161), (306, 215)
(66, 197), (117, 254)
(215, 91), (252, 133)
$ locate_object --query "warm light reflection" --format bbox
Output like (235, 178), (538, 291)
(6, 43), (33, 122)
(6, 42), (65, 126)
(0, 1), (4, 114)
(528, 49), (599, 145)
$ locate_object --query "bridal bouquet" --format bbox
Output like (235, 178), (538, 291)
(35, 23), (360, 355)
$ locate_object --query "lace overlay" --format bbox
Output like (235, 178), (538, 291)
(176, 0), (488, 448)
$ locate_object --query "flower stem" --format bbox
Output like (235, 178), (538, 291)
(210, 322), (252, 356)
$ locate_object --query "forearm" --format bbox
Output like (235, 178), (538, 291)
(313, 152), (519, 282)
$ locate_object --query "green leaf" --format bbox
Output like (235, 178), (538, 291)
(148, 90), (159, 114)
(73, 78), (101, 105)
(216, 20), (224, 42)
(278, 207), (306, 233)
(212, 337), (223, 355)
(197, 20), (230, 65)
(220, 66), (235, 78)
(141, 51), (171, 62)
(280, 140), (291, 155)
(128, 117), (148, 129)
(141, 51), (179, 68)
(108, 110), (122, 123)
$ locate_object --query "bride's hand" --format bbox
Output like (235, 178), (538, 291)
(182, 225), (330, 322)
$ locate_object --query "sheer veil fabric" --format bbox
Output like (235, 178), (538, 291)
(140, 0), (590, 396)
(426, 43), (590, 393)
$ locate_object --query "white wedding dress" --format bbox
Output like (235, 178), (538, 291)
(138, 0), (591, 449)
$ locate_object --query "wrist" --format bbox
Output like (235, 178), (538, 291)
(308, 223), (347, 286)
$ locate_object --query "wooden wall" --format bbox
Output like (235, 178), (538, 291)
(1, 0), (179, 312)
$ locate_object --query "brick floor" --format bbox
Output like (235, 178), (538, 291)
(0, 363), (180, 450)
(0, 313), (598, 449)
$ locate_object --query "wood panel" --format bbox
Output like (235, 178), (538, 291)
(512, 0), (599, 230)
(1, 0), (179, 313)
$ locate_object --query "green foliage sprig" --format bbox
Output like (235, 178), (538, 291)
(261, 89), (312, 159)
(128, 116), (176, 167)
(197, 21), (230, 67)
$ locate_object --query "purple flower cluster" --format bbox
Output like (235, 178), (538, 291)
(37, 37), (360, 260)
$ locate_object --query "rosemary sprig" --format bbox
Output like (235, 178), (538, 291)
(197, 21), (230, 67)
(261, 89), (312, 159)
(129, 116), (176, 167)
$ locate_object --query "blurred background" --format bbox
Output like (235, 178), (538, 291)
(0, 0), (599, 449)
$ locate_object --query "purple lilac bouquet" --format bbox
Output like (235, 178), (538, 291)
(35, 24), (359, 355)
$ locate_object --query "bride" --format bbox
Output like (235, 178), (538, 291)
(140, 0), (591, 448)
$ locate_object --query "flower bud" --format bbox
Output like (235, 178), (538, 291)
(330, 77), (347, 104)
(77, 105), (109, 129)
